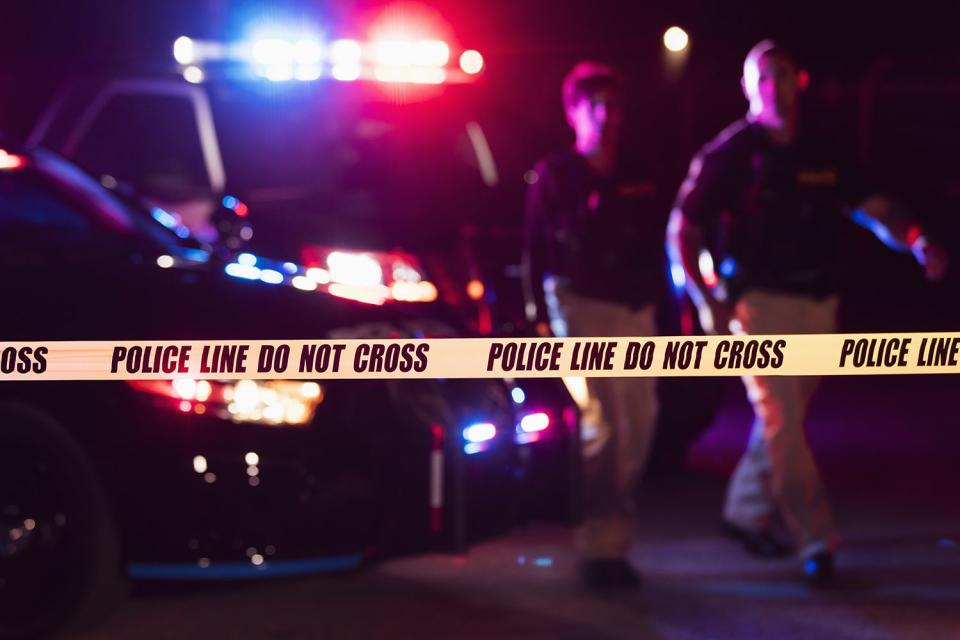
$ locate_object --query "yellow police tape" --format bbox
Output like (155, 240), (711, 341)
(1, 333), (958, 380)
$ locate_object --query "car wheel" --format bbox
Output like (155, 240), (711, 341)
(0, 405), (125, 639)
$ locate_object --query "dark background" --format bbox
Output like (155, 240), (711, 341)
(3, 0), (960, 334)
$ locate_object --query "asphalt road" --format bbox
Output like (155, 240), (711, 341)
(75, 375), (960, 640)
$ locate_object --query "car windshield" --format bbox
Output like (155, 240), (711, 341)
(208, 82), (497, 253)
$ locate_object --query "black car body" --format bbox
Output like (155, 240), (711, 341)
(0, 148), (578, 638)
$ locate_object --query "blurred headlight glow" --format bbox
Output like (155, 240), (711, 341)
(127, 379), (323, 427)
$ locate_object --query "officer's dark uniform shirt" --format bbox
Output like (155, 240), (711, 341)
(676, 118), (864, 301)
(524, 149), (664, 324)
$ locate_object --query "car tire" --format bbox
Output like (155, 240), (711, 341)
(0, 404), (125, 639)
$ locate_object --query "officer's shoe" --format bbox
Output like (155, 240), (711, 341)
(579, 559), (642, 589)
(802, 552), (835, 588)
(722, 520), (792, 558)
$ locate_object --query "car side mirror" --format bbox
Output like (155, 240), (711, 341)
(211, 198), (254, 253)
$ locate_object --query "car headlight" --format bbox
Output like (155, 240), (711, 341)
(127, 379), (323, 427)
(301, 246), (439, 305)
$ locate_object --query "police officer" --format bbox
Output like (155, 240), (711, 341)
(523, 62), (664, 588)
(668, 40), (948, 586)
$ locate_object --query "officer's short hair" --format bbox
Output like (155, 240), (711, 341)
(562, 61), (621, 114)
(743, 39), (798, 77)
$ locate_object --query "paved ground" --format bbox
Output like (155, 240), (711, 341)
(76, 375), (960, 639)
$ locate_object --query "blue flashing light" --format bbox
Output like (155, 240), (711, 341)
(222, 195), (239, 209)
(175, 226), (191, 239)
(719, 257), (737, 278)
(151, 207), (178, 229)
(225, 263), (261, 280)
(511, 387), (526, 404)
(237, 252), (257, 267)
(515, 431), (542, 445)
(464, 442), (488, 455)
(183, 249), (211, 263)
(533, 557), (554, 568)
(282, 262), (298, 274)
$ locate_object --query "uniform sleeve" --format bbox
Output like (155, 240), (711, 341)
(673, 148), (730, 227)
(522, 160), (555, 325)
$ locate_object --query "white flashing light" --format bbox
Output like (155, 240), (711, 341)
(463, 422), (496, 443)
(373, 40), (411, 66)
(305, 267), (331, 284)
(414, 40), (449, 66)
(459, 49), (484, 75)
(330, 39), (362, 64)
(328, 283), (390, 305)
(295, 65), (322, 81)
(327, 252), (383, 287)
(301, 382), (321, 399)
(264, 64), (294, 82)
(411, 67), (446, 84)
(294, 39), (323, 64)
(252, 38), (295, 65)
(195, 380), (212, 402)
(511, 387), (526, 404)
(519, 412), (550, 433)
(330, 39), (363, 81)
(156, 255), (174, 269)
(225, 263), (261, 280)
(670, 263), (687, 290)
(173, 36), (195, 64)
(172, 378), (198, 400)
(183, 65), (204, 84)
(259, 269), (284, 284)
(663, 26), (689, 53)
(698, 249), (715, 278)
(332, 64), (362, 81)
(237, 253), (257, 266)
(391, 281), (438, 303)
(292, 275), (318, 291)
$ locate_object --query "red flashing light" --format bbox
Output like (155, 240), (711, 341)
(0, 150), (27, 171)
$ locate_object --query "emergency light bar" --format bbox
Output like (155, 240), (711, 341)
(173, 34), (483, 85)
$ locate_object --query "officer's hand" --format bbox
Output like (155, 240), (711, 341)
(697, 298), (733, 335)
(913, 239), (948, 282)
(534, 321), (553, 338)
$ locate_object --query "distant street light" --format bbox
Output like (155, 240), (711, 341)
(663, 26), (689, 53)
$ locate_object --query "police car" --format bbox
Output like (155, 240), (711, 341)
(0, 146), (578, 638)
(28, 22), (503, 333)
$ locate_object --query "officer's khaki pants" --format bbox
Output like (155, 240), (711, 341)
(723, 290), (839, 558)
(550, 288), (658, 560)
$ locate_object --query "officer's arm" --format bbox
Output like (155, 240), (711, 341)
(667, 151), (732, 333)
(850, 195), (948, 280)
(522, 163), (553, 333)
(666, 211), (712, 310)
